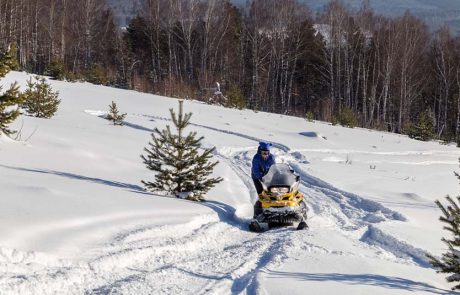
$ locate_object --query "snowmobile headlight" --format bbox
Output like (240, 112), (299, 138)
(270, 187), (289, 194)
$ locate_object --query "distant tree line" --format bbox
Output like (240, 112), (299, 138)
(3, 0), (460, 142)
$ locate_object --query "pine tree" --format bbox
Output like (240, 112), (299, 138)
(335, 107), (358, 128)
(428, 168), (460, 290)
(0, 44), (22, 135)
(306, 111), (315, 122)
(0, 44), (18, 75)
(408, 109), (435, 141)
(44, 59), (67, 81)
(225, 84), (246, 110)
(106, 101), (126, 125)
(141, 100), (223, 200)
(22, 76), (60, 119)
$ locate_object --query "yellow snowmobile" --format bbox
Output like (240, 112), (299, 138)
(249, 164), (308, 232)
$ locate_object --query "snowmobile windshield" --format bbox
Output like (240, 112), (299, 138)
(262, 164), (297, 188)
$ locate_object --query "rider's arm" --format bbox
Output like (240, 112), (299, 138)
(251, 156), (263, 179)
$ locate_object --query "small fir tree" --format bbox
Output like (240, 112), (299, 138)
(141, 100), (223, 201)
(225, 84), (246, 110)
(22, 76), (60, 118)
(336, 106), (358, 128)
(427, 194), (460, 290)
(44, 59), (66, 80)
(86, 64), (110, 85)
(106, 101), (126, 125)
(0, 83), (21, 135)
(0, 43), (18, 75)
(306, 111), (315, 122)
(0, 44), (22, 135)
(408, 109), (435, 141)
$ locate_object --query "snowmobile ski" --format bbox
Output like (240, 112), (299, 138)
(297, 221), (308, 230)
(249, 220), (269, 232)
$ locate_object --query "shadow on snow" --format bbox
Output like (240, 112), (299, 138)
(122, 121), (154, 133)
(201, 200), (248, 231)
(266, 271), (455, 294)
(0, 164), (145, 194)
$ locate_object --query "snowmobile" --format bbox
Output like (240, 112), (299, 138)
(249, 163), (308, 232)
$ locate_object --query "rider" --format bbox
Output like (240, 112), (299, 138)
(251, 142), (275, 195)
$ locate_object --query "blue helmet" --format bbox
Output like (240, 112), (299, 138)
(258, 142), (272, 152)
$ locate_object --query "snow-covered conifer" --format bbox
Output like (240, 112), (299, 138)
(0, 44), (22, 135)
(428, 193), (460, 290)
(141, 100), (222, 200)
(106, 101), (126, 125)
(22, 76), (60, 118)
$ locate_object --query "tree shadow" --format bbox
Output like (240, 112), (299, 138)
(266, 271), (455, 294)
(0, 164), (145, 194)
(201, 200), (248, 231)
(122, 121), (154, 133)
(94, 114), (153, 133)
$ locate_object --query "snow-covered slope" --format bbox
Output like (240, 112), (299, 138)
(0, 71), (459, 294)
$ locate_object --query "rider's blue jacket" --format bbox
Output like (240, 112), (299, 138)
(251, 149), (275, 180)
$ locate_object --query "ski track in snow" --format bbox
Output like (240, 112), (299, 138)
(0, 211), (310, 294)
(219, 148), (428, 269)
(0, 111), (434, 294)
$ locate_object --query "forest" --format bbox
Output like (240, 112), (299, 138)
(1, 0), (459, 142)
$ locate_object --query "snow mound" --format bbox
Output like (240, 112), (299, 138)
(0, 133), (15, 143)
(0, 247), (66, 268)
(299, 131), (327, 140)
(84, 110), (107, 117)
(360, 225), (430, 268)
(289, 151), (309, 164)
(299, 131), (318, 138)
(322, 157), (343, 163)
(290, 162), (407, 224)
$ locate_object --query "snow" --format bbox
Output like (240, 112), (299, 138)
(0, 71), (459, 294)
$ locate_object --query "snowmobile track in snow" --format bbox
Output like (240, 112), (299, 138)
(42, 110), (431, 294)
(1, 215), (302, 294)
(139, 112), (430, 269)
